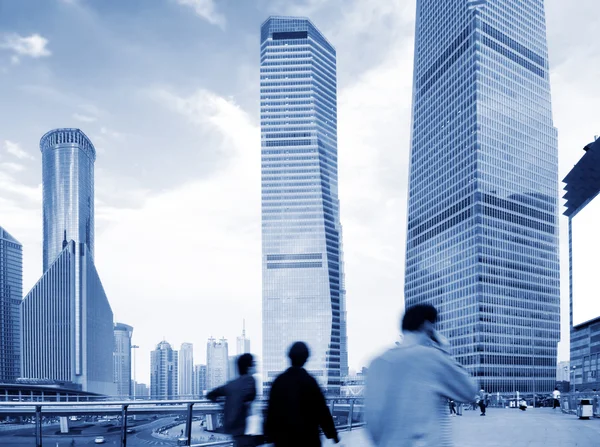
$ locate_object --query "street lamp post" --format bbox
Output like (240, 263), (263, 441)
(132, 345), (139, 400)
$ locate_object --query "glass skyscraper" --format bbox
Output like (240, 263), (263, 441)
(113, 323), (133, 398)
(0, 226), (22, 382)
(405, 0), (560, 393)
(260, 16), (348, 395)
(150, 340), (178, 400)
(22, 129), (115, 395)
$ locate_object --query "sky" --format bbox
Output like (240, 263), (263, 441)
(0, 0), (599, 387)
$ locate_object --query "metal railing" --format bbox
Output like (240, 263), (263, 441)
(559, 393), (600, 417)
(0, 397), (364, 447)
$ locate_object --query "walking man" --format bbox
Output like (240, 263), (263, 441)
(553, 387), (561, 410)
(207, 353), (257, 447)
(264, 341), (339, 447)
(365, 304), (477, 446)
(478, 388), (487, 416)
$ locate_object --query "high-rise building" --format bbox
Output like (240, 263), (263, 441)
(260, 16), (348, 395)
(21, 129), (115, 395)
(228, 355), (238, 381)
(178, 342), (193, 398)
(113, 323), (133, 398)
(133, 381), (150, 399)
(236, 320), (251, 356)
(206, 337), (228, 390)
(150, 340), (178, 400)
(404, 1), (560, 393)
(192, 364), (207, 397)
(0, 227), (22, 382)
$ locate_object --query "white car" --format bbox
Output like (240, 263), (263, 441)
(94, 436), (106, 444)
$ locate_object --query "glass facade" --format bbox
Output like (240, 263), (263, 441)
(405, 0), (560, 393)
(150, 341), (178, 400)
(40, 129), (95, 272)
(260, 16), (348, 395)
(114, 323), (133, 398)
(0, 227), (22, 382)
(21, 128), (115, 395)
(206, 337), (228, 391)
(178, 342), (194, 397)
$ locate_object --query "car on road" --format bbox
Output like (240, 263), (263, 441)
(94, 436), (106, 444)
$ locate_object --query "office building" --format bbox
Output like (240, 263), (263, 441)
(236, 320), (251, 356)
(150, 340), (178, 400)
(206, 337), (228, 390)
(260, 16), (348, 395)
(404, 1), (560, 393)
(0, 227), (22, 382)
(21, 129), (115, 395)
(113, 323), (133, 398)
(564, 138), (600, 391)
(192, 364), (207, 398)
(134, 381), (150, 399)
(178, 342), (193, 398)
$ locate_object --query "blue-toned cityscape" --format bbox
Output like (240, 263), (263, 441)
(0, 0), (598, 445)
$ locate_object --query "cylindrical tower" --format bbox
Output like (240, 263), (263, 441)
(40, 128), (96, 271)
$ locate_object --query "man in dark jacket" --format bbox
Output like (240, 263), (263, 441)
(207, 353), (256, 447)
(264, 341), (339, 447)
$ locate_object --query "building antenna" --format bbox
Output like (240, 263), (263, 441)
(243, 318), (246, 337)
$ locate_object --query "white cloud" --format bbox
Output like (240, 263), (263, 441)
(1, 34), (51, 59)
(0, 162), (25, 173)
(73, 113), (97, 123)
(175, 0), (226, 28)
(95, 88), (259, 384)
(4, 140), (34, 160)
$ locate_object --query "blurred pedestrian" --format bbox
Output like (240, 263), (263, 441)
(264, 341), (339, 447)
(552, 387), (561, 410)
(478, 389), (487, 416)
(365, 304), (477, 446)
(207, 353), (256, 447)
(449, 400), (457, 416)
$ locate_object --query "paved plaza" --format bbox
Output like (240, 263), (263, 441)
(336, 408), (600, 447)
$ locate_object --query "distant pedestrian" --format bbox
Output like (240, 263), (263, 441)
(478, 389), (487, 416)
(264, 341), (339, 447)
(206, 353), (257, 447)
(552, 387), (561, 409)
(365, 304), (477, 446)
(449, 400), (457, 415)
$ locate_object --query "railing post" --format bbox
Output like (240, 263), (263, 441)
(185, 402), (194, 446)
(35, 405), (42, 447)
(348, 399), (355, 431)
(121, 404), (129, 447)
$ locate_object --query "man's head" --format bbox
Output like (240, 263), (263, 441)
(288, 341), (310, 367)
(401, 304), (438, 336)
(555, 387), (559, 391)
(237, 353), (255, 376)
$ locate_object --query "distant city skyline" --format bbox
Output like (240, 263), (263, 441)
(0, 0), (597, 387)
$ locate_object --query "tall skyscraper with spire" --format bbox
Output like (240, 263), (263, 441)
(21, 129), (115, 395)
(404, 0), (560, 393)
(236, 320), (251, 356)
(260, 16), (348, 396)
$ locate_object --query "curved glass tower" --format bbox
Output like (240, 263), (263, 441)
(22, 129), (114, 395)
(260, 16), (348, 395)
(405, 0), (560, 393)
(41, 129), (95, 272)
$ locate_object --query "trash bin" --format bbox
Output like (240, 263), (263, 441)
(577, 399), (593, 419)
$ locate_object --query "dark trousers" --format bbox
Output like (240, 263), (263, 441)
(233, 435), (255, 447)
(479, 401), (486, 414)
(553, 399), (560, 409)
